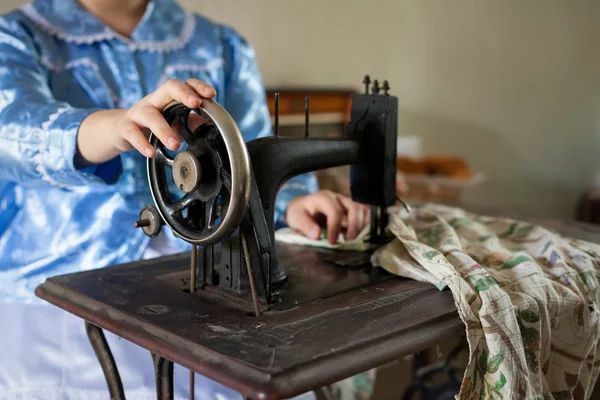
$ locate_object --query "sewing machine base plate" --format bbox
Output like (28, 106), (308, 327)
(35, 243), (462, 400)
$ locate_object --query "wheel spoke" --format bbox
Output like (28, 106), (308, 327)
(215, 198), (223, 219)
(179, 115), (197, 145)
(204, 196), (216, 230)
(220, 168), (231, 192)
(155, 145), (174, 168)
(205, 125), (219, 142)
(168, 192), (196, 214)
(217, 191), (229, 220)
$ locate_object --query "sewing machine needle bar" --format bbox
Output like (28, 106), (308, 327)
(241, 230), (261, 317)
(189, 244), (197, 400)
(305, 96), (310, 138)
(379, 206), (388, 238)
(370, 205), (378, 242)
(274, 92), (280, 137)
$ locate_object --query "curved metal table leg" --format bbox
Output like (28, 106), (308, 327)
(152, 353), (174, 400)
(85, 321), (126, 400)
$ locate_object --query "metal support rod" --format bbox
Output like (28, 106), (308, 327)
(85, 322), (125, 400)
(189, 364), (195, 399)
(241, 230), (262, 317)
(134, 219), (150, 228)
(190, 245), (197, 293)
(304, 96), (310, 138)
(274, 93), (280, 137)
(152, 353), (174, 400)
(189, 244), (197, 399)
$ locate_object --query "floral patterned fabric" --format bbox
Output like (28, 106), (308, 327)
(374, 203), (600, 399)
(320, 369), (377, 400)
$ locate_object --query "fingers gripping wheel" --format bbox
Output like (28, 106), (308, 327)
(146, 100), (251, 245)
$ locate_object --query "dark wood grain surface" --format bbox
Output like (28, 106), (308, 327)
(35, 245), (461, 400)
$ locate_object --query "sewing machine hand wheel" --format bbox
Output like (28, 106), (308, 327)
(147, 100), (251, 245)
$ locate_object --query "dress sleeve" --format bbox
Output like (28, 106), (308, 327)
(0, 17), (122, 189)
(220, 25), (318, 229)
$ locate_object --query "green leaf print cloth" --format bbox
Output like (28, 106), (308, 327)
(277, 203), (600, 400)
(377, 203), (600, 399)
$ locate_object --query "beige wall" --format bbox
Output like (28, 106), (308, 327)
(2, 0), (600, 218)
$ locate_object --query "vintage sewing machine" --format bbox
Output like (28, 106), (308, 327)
(35, 77), (462, 400)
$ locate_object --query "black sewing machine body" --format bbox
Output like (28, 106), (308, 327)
(197, 93), (398, 308)
(141, 86), (399, 310)
(35, 80), (462, 400)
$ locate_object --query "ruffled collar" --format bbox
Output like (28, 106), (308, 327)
(20, 0), (195, 52)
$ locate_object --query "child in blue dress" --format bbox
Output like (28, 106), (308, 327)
(0, 0), (374, 399)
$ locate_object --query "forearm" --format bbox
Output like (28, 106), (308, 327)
(76, 109), (126, 166)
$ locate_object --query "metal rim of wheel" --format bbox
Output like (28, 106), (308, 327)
(146, 99), (251, 245)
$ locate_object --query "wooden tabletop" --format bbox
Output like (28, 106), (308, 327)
(34, 203), (600, 399)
